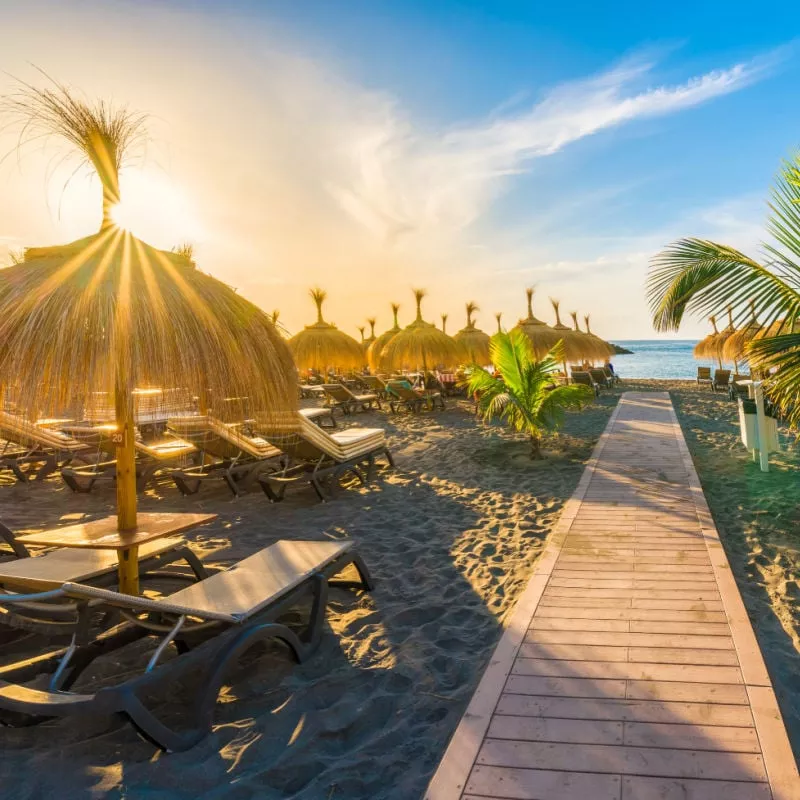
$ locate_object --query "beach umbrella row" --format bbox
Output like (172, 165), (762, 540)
(293, 286), (617, 373)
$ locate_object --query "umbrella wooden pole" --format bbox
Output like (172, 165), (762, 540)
(115, 378), (139, 594)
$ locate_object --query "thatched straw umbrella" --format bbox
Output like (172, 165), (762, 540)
(581, 314), (615, 360)
(723, 301), (761, 363)
(694, 316), (723, 368)
(513, 288), (561, 358)
(363, 318), (377, 352)
(288, 288), (364, 373)
(549, 299), (599, 365)
(367, 303), (401, 372)
(379, 289), (459, 371)
(713, 306), (736, 364)
(455, 302), (491, 365)
(0, 80), (297, 591)
(357, 326), (366, 346)
(441, 313), (449, 334)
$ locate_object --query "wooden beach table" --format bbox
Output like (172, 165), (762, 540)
(17, 512), (216, 595)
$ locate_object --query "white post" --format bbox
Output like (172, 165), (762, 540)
(753, 381), (770, 473)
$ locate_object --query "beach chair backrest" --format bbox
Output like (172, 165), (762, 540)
(571, 371), (594, 387)
(713, 369), (731, 386)
(168, 416), (257, 461)
(386, 382), (417, 401)
(603, 367), (614, 379)
(0, 412), (85, 453)
(589, 369), (607, 385)
(322, 384), (354, 403)
(257, 412), (340, 463)
(697, 367), (711, 379)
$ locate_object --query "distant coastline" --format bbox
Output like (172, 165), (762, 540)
(609, 342), (634, 354)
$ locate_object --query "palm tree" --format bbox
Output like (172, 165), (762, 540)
(464, 330), (593, 458)
(648, 154), (800, 426)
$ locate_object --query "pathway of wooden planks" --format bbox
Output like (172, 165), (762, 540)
(427, 392), (800, 800)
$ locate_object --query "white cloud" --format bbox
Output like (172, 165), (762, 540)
(330, 54), (775, 240)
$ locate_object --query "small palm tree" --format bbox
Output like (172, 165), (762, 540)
(465, 329), (593, 458)
(648, 153), (800, 426)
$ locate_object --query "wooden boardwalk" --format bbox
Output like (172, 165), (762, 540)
(427, 392), (800, 800)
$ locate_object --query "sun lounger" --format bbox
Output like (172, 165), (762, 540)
(256, 413), (393, 502)
(321, 384), (381, 415)
(602, 366), (619, 385)
(712, 368), (731, 393)
(167, 416), (282, 496)
(589, 368), (611, 388)
(570, 371), (599, 396)
(361, 375), (390, 399)
(696, 366), (712, 386)
(299, 407), (336, 429)
(0, 412), (87, 483)
(60, 425), (198, 493)
(386, 381), (445, 413)
(0, 539), (371, 751)
(0, 519), (206, 635)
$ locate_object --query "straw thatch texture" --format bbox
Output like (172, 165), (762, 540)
(455, 302), (491, 365)
(363, 318), (377, 352)
(288, 288), (364, 372)
(367, 303), (401, 372)
(513, 288), (561, 358)
(379, 290), (460, 370)
(2, 75), (147, 231)
(548, 299), (601, 362)
(694, 316), (723, 365)
(582, 314), (615, 360)
(723, 302), (761, 362)
(0, 229), (298, 424)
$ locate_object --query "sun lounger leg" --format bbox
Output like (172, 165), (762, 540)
(330, 552), (375, 592)
(123, 619), (310, 752)
(383, 447), (395, 469)
(35, 453), (58, 481)
(171, 472), (201, 496)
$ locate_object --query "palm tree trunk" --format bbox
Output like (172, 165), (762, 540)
(530, 433), (543, 459)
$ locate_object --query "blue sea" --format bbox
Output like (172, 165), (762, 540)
(610, 340), (708, 380)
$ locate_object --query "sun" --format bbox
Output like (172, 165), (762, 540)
(108, 169), (202, 248)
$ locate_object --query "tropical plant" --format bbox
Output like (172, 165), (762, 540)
(464, 330), (593, 458)
(648, 154), (800, 426)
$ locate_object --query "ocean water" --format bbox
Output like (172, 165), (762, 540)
(609, 340), (709, 380)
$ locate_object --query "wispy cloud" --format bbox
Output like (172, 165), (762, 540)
(331, 53), (776, 239)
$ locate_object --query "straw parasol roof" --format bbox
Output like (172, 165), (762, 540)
(0, 79), (297, 539)
(367, 302), (401, 372)
(723, 301), (761, 363)
(549, 299), (599, 362)
(288, 288), (364, 372)
(582, 314), (615, 360)
(694, 316), (723, 367)
(713, 306), (736, 362)
(363, 318), (377, 352)
(455, 302), (491, 365)
(379, 289), (460, 370)
(513, 288), (561, 358)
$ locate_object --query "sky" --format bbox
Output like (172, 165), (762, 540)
(0, 0), (797, 340)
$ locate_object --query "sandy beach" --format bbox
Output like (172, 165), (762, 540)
(0, 384), (797, 798)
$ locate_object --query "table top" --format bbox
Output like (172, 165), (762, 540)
(17, 512), (217, 550)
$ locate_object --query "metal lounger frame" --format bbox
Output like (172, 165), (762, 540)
(0, 547), (371, 752)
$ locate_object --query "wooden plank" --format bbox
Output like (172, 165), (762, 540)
(488, 716), (623, 745)
(517, 643), (628, 662)
(504, 675), (627, 698)
(525, 631), (735, 650)
(535, 607), (727, 623)
(476, 740), (767, 781)
(494, 695), (756, 726)
(626, 680), (749, 704)
(621, 776), (771, 799)
(465, 766), (621, 800)
(623, 721), (760, 752)
(512, 659), (743, 685)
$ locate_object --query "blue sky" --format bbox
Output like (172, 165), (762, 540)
(0, 0), (797, 338)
